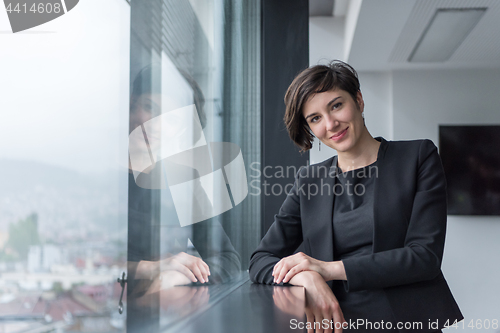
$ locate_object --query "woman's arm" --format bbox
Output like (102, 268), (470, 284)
(249, 170), (305, 284)
(273, 252), (346, 284)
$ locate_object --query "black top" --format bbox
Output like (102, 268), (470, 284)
(332, 161), (397, 331)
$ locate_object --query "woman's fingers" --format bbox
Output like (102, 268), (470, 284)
(320, 311), (333, 333)
(277, 261), (309, 284)
(314, 312), (327, 333)
(272, 259), (283, 278)
(274, 252), (323, 284)
(175, 263), (198, 282)
(273, 254), (300, 278)
(186, 259), (209, 283)
(305, 309), (328, 333)
(197, 262), (209, 283)
(275, 258), (299, 283)
(276, 263), (294, 284)
(197, 257), (210, 275)
(274, 265), (285, 284)
(283, 262), (307, 283)
(171, 253), (210, 283)
(190, 264), (205, 283)
(305, 310), (315, 333)
(332, 308), (345, 333)
(273, 260), (284, 283)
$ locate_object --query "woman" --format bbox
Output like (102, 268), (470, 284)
(249, 61), (463, 332)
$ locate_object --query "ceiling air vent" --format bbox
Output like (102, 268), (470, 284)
(409, 8), (487, 62)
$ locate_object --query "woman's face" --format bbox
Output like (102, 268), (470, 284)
(302, 88), (364, 153)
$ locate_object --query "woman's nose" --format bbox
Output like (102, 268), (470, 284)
(324, 113), (338, 131)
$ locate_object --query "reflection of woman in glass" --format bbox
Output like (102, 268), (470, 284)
(250, 61), (463, 332)
(128, 65), (240, 292)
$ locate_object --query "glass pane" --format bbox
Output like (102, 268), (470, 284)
(127, 0), (261, 331)
(0, 0), (130, 332)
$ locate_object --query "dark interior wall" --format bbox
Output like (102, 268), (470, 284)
(260, 0), (309, 237)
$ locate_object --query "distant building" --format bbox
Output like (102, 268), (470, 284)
(28, 244), (64, 273)
(27, 246), (42, 272)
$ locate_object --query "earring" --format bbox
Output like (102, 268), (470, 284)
(319, 141), (321, 151)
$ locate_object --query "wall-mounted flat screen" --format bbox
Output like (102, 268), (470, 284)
(439, 125), (500, 215)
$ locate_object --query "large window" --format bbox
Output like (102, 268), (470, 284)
(126, 0), (261, 331)
(0, 0), (260, 332)
(0, 0), (130, 331)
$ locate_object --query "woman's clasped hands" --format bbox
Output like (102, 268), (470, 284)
(272, 252), (346, 284)
(272, 253), (348, 333)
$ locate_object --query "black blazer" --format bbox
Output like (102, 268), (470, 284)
(249, 137), (463, 331)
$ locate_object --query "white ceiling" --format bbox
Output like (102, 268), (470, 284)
(347, 0), (500, 70)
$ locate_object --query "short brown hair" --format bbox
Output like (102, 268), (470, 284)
(284, 60), (360, 152)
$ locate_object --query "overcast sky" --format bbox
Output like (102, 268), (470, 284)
(0, 0), (130, 174)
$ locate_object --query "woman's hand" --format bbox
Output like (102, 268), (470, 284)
(272, 252), (346, 284)
(288, 271), (347, 333)
(160, 252), (211, 284)
(135, 252), (210, 284)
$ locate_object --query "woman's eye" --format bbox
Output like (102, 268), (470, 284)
(332, 102), (342, 110)
(310, 116), (320, 123)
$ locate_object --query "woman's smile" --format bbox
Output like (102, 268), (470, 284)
(330, 126), (349, 141)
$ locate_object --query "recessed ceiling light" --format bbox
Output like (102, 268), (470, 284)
(409, 8), (486, 63)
